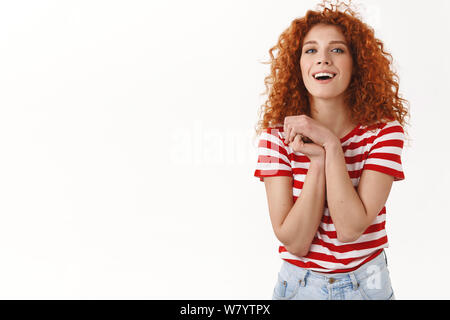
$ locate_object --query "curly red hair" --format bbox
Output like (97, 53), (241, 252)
(254, 0), (410, 139)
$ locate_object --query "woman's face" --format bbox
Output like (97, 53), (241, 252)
(300, 24), (353, 100)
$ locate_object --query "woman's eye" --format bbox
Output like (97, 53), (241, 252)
(304, 48), (344, 54)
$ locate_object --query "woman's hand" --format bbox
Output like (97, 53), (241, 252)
(289, 134), (325, 163)
(284, 115), (339, 149)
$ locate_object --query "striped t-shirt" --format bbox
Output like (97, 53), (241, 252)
(254, 120), (405, 273)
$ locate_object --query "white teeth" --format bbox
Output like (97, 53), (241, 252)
(314, 72), (335, 79)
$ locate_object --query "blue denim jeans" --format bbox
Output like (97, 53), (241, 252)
(272, 250), (396, 300)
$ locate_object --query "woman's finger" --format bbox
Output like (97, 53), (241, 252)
(285, 127), (293, 144)
(290, 128), (298, 144)
(290, 134), (302, 150)
(294, 134), (302, 146)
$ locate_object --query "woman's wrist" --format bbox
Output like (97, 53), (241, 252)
(323, 140), (344, 158)
(309, 156), (325, 169)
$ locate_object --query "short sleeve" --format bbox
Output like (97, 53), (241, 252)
(254, 127), (292, 182)
(363, 121), (405, 181)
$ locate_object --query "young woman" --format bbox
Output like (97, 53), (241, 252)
(254, 0), (409, 300)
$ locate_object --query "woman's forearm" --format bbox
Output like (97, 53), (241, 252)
(324, 142), (368, 242)
(280, 160), (326, 256)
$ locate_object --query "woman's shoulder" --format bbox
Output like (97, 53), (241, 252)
(261, 125), (286, 139)
(360, 119), (403, 135)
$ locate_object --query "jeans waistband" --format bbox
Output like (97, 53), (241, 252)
(281, 250), (388, 288)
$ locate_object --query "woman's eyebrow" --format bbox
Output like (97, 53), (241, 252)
(303, 40), (348, 46)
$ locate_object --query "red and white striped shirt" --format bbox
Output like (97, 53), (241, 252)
(254, 120), (405, 273)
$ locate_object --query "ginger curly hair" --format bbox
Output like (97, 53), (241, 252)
(254, 0), (410, 140)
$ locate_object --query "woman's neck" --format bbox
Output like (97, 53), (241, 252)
(309, 96), (357, 140)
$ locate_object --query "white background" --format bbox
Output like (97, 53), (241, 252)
(0, 0), (448, 299)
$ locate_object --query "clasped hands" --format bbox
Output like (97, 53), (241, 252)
(283, 115), (340, 161)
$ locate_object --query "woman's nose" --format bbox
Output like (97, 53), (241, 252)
(317, 59), (330, 65)
(317, 54), (331, 65)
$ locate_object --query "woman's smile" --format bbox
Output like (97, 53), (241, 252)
(311, 70), (338, 84)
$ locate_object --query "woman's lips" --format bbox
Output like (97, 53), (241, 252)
(313, 75), (336, 84)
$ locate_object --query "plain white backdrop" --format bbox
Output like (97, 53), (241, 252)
(0, 0), (449, 299)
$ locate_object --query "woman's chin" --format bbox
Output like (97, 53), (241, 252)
(311, 93), (339, 100)
(309, 92), (342, 100)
